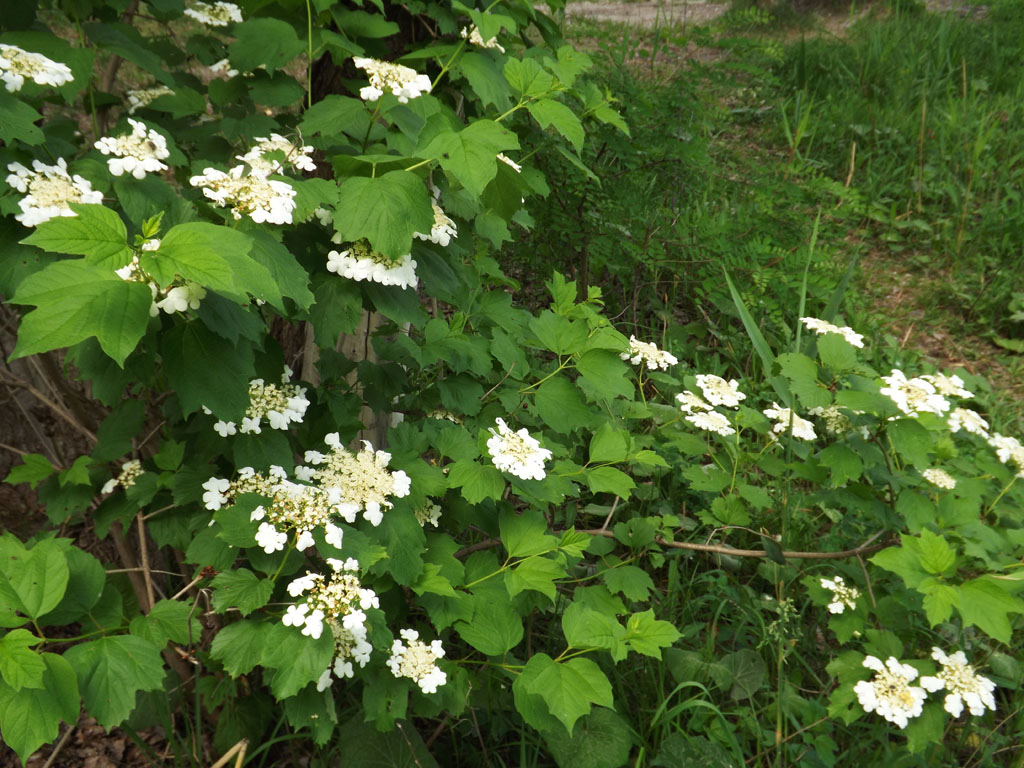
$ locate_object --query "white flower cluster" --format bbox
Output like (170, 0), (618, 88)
(807, 405), (871, 440)
(317, 617), (375, 691)
(213, 369), (309, 436)
(800, 316), (864, 348)
(101, 459), (144, 494)
(880, 369), (951, 417)
(126, 86), (173, 114)
(695, 374), (747, 408)
(209, 58), (238, 78)
(819, 575), (860, 614)
(0, 44), (73, 93)
(184, 0), (242, 25)
(987, 433), (1024, 478)
(675, 375), (746, 437)
(5, 159), (103, 227)
(922, 468), (956, 490)
(115, 251), (207, 316)
(854, 656), (927, 729)
(948, 407), (989, 437)
(414, 201), (458, 247)
(920, 648), (997, 718)
(415, 502), (442, 528)
(299, 434), (411, 527)
(487, 418), (552, 481)
(460, 25), (506, 54)
(94, 119), (170, 179)
(327, 240), (418, 290)
(621, 336), (678, 371)
(386, 628), (447, 694)
(353, 57), (432, 103)
(189, 165), (296, 224)
(763, 402), (817, 441)
(921, 373), (973, 399)
(283, 558), (378, 645)
(237, 134), (316, 177)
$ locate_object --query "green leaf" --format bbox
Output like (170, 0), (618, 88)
(453, 594), (524, 656)
(500, 509), (557, 557)
(0, 653), (79, 765)
(723, 270), (788, 406)
(584, 466), (635, 498)
(457, 52), (512, 110)
(161, 321), (256, 417)
(210, 569), (274, 616)
(817, 333), (859, 371)
(722, 649), (766, 700)
(84, 22), (170, 83)
(911, 530), (956, 575)
(504, 556), (564, 601)
(589, 423), (629, 463)
(63, 635), (165, 727)
(602, 565), (654, 602)
(520, 654), (614, 736)
(333, 714), (440, 768)
(261, 624), (334, 700)
(3, 453), (54, 489)
(776, 353), (830, 410)
(0, 539), (69, 621)
(504, 57), (555, 97)
(0, 91), (43, 144)
(247, 230), (314, 310)
(141, 221), (242, 292)
(228, 18), (305, 71)
(37, 547), (105, 627)
(904, 701), (945, 754)
(0, 629), (45, 691)
(544, 708), (634, 768)
(310, 278), (363, 345)
(575, 350), (633, 401)
(129, 599), (201, 647)
(530, 310), (588, 355)
(334, 171), (433, 259)
(9, 260), (154, 365)
(888, 418), (932, 469)
(298, 94), (367, 139)
(21, 204), (130, 268)
(210, 620), (268, 677)
(955, 577), (1024, 645)
(870, 543), (929, 589)
(528, 98), (584, 152)
(448, 459), (505, 503)
(920, 581), (957, 626)
(423, 120), (520, 196)
(817, 444), (862, 487)
(623, 609), (680, 659)
(562, 602), (626, 658)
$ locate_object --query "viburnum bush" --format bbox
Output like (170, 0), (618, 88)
(0, 1), (1022, 765)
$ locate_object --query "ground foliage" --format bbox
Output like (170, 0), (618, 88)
(1, 0), (1023, 767)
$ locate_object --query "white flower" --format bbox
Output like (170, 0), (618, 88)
(413, 201), (458, 246)
(209, 58), (238, 78)
(695, 374), (746, 408)
(808, 405), (871, 440)
(189, 165), (296, 224)
(763, 402), (816, 441)
(621, 336), (678, 371)
(676, 391), (712, 414)
(141, 238), (161, 252)
(415, 503), (442, 527)
(684, 410), (735, 437)
(201, 476), (231, 510)
(102, 459), (144, 494)
(101, 478), (118, 494)
(302, 608), (326, 639)
(5, 159), (103, 227)
(282, 603), (309, 627)
(800, 317), (864, 348)
(988, 433), (1024, 473)
(316, 667), (333, 692)
(921, 373), (973, 399)
(948, 407), (989, 437)
(327, 247), (418, 290)
(155, 282), (206, 314)
(486, 418), (552, 481)
(352, 57), (431, 103)
(819, 575), (860, 614)
(126, 86), (173, 114)
(214, 420), (237, 437)
(184, 0), (242, 26)
(922, 468), (956, 490)
(880, 369), (950, 417)
(460, 24), (506, 53)
(854, 656), (927, 729)
(920, 648), (997, 717)
(324, 522), (344, 549)
(0, 44), (73, 92)
(295, 529), (315, 551)
(255, 521), (287, 553)
(95, 119), (170, 179)
(237, 134), (316, 177)
(386, 629), (447, 694)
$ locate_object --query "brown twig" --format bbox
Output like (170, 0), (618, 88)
(41, 723), (76, 768)
(137, 511), (156, 611)
(209, 739), (247, 768)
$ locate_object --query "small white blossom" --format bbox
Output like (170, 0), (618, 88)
(921, 373), (973, 399)
(695, 374), (746, 408)
(948, 407), (989, 437)
(800, 317), (864, 348)
(415, 503), (442, 528)
(126, 86), (173, 114)
(413, 201), (458, 247)
(460, 24), (505, 53)
(621, 336), (678, 371)
(5, 159), (103, 227)
(807, 405), (871, 440)
(184, 0), (242, 26)
(486, 418), (552, 481)
(155, 282), (206, 314)
(94, 119), (170, 179)
(685, 410), (735, 437)
(327, 244), (418, 290)
(282, 603), (308, 628)
(880, 369), (950, 417)
(353, 57), (431, 103)
(201, 476), (231, 510)
(920, 648), (997, 718)
(922, 468), (956, 490)
(854, 656), (927, 729)
(0, 44), (73, 92)
(255, 521), (287, 553)
(209, 58), (238, 78)
(214, 420), (237, 437)
(237, 134), (316, 177)
(676, 391), (713, 414)
(237, 371), (309, 433)
(101, 459), (144, 494)
(386, 628), (447, 694)
(763, 402), (817, 441)
(819, 575), (860, 614)
(189, 165), (296, 224)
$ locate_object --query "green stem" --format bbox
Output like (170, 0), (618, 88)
(305, 0), (314, 110)
(519, 358), (572, 394)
